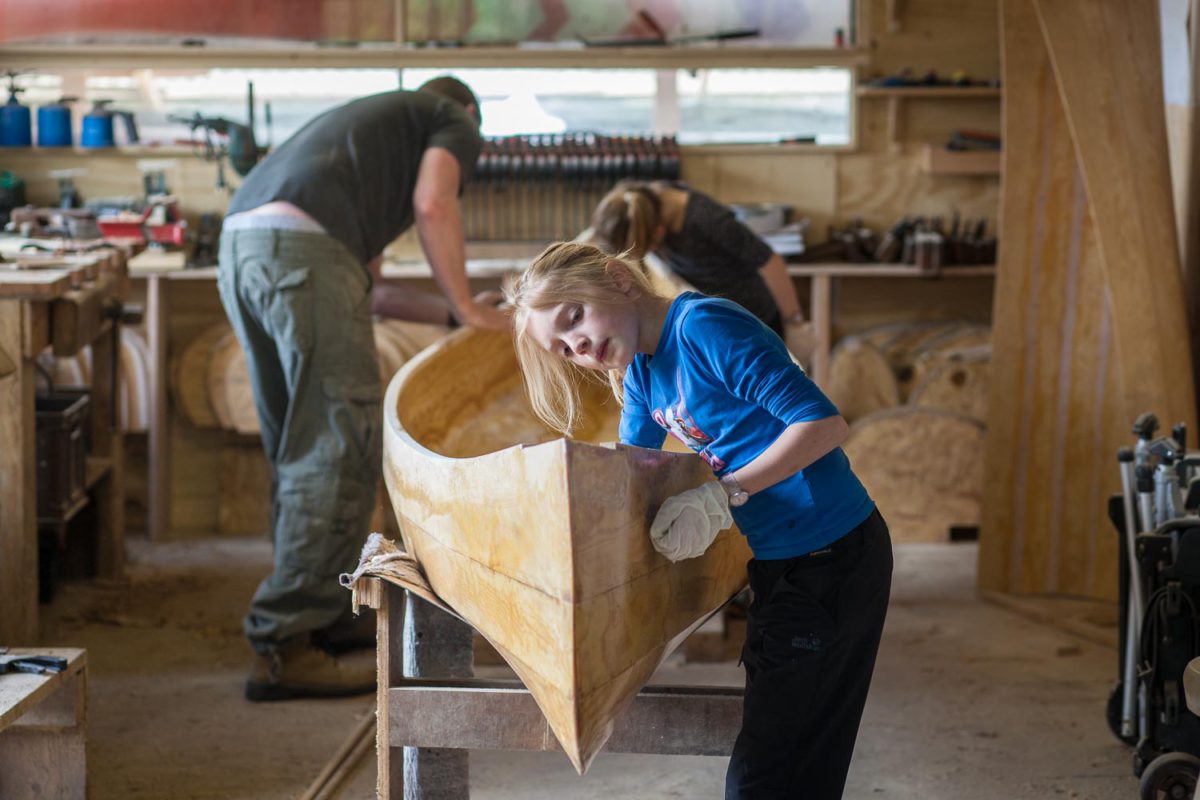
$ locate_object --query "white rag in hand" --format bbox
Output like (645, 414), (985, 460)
(649, 482), (734, 562)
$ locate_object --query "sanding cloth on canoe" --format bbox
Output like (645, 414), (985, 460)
(341, 532), (461, 621)
(382, 326), (751, 774)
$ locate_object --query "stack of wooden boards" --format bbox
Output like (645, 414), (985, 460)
(171, 319), (449, 434)
(824, 321), (991, 542)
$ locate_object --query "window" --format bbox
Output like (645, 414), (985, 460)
(17, 65), (852, 148)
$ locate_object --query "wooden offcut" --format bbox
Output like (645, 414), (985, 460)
(910, 348), (990, 422)
(382, 327), (752, 774)
(825, 336), (901, 422)
(844, 406), (985, 543)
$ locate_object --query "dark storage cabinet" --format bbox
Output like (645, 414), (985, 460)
(35, 387), (91, 521)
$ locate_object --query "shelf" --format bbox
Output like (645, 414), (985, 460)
(857, 86), (1001, 98)
(787, 263), (995, 278)
(858, 86), (1001, 150)
(2, 43), (870, 71)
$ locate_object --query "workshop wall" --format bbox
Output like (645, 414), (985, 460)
(4, 0), (1002, 538)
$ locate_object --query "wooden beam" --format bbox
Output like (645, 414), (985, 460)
(0, 302), (39, 643)
(146, 275), (169, 540)
(384, 680), (742, 755)
(0, 43), (870, 71)
(376, 581), (404, 798)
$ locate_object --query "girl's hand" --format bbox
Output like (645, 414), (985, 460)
(649, 482), (733, 562)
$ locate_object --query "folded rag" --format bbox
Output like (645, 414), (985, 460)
(649, 482), (733, 562)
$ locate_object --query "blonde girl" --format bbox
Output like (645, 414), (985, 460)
(507, 240), (892, 800)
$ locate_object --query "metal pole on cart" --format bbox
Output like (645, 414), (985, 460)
(1118, 447), (1145, 740)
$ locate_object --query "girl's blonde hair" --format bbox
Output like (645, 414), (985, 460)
(590, 181), (662, 259)
(505, 240), (663, 435)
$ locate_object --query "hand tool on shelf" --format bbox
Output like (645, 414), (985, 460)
(0, 653), (68, 675)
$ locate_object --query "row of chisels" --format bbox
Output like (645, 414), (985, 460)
(463, 133), (681, 241)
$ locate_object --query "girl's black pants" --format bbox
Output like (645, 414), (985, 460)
(725, 508), (893, 799)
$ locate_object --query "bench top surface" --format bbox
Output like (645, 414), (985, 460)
(0, 647), (86, 730)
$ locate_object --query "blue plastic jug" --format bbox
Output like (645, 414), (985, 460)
(0, 74), (31, 148)
(81, 100), (139, 148)
(37, 97), (75, 147)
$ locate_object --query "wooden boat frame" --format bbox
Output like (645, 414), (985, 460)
(382, 327), (750, 772)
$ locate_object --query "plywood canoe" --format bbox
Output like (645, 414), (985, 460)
(382, 327), (751, 773)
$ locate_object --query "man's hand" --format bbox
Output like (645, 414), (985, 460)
(456, 298), (510, 331)
(649, 482), (733, 562)
(452, 289), (509, 330)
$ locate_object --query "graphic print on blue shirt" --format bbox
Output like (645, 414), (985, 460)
(651, 372), (727, 471)
(619, 292), (876, 560)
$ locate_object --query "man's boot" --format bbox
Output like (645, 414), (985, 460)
(245, 636), (376, 702)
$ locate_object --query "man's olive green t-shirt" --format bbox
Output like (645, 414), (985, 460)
(227, 90), (482, 266)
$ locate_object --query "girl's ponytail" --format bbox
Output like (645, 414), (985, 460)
(591, 182), (662, 259)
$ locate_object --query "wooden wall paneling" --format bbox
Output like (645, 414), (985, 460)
(837, 153), (999, 233)
(834, 277), (994, 341)
(168, 419), (222, 536)
(218, 443), (271, 536)
(681, 153), (838, 236)
(1033, 0), (1196, 426)
(866, 0), (1001, 80)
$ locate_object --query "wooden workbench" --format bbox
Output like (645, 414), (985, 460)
(0, 249), (129, 642)
(0, 647), (88, 799)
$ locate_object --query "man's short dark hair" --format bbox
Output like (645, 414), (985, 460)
(418, 76), (481, 127)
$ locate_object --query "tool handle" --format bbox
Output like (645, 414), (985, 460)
(1133, 412), (1159, 440)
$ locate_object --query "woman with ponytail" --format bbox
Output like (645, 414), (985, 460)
(590, 180), (809, 347)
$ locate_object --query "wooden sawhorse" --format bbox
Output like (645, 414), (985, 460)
(354, 577), (743, 799)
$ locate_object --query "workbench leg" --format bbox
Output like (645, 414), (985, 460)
(0, 301), (39, 642)
(810, 274), (834, 388)
(402, 595), (472, 800)
(0, 667), (87, 799)
(89, 319), (125, 578)
(146, 275), (169, 539)
(378, 583), (405, 799)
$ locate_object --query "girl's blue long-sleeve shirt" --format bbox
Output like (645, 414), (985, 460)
(619, 292), (875, 560)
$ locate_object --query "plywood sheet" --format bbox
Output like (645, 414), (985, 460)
(979, 0), (1177, 598)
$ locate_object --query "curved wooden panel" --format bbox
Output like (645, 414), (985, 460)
(1033, 0), (1196, 423)
(383, 328), (751, 773)
(980, 0), (1192, 597)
